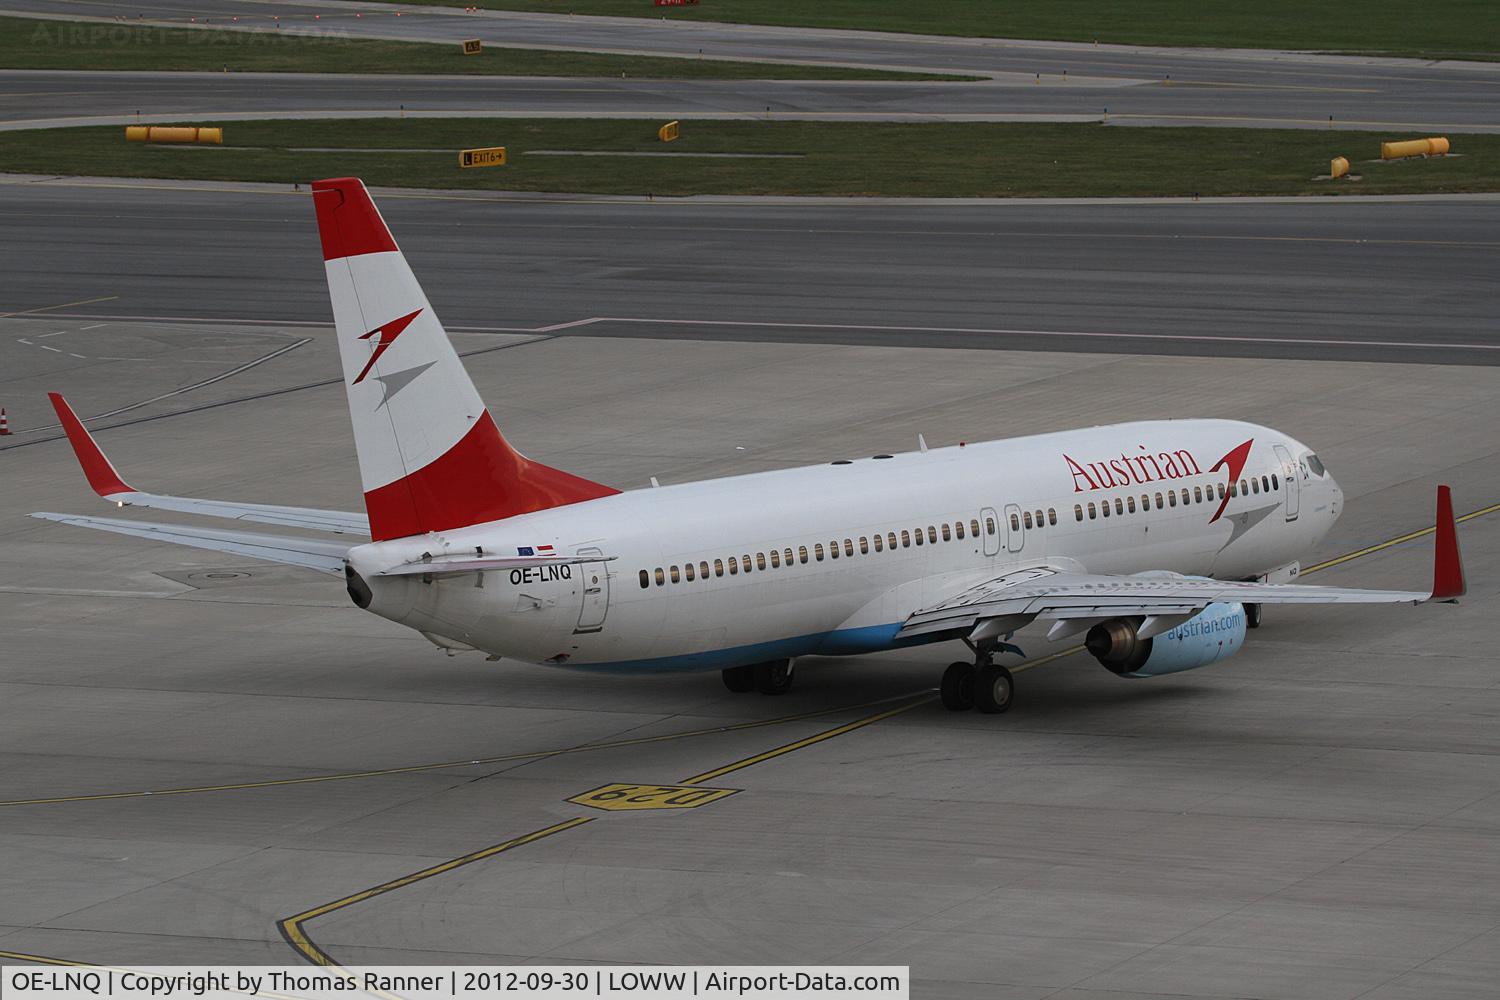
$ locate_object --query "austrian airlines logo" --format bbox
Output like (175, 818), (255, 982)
(352, 308), (423, 385)
(1062, 437), (1255, 525)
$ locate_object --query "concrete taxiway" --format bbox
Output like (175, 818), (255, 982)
(6, 0), (1500, 130)
(0, 163), (1497, 994)
(1, 179), (1496, 373)
(1, 305), (1498, 996)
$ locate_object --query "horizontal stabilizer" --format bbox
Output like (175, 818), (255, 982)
(30, 513), (351, 575)
(49, 393), (369, 535)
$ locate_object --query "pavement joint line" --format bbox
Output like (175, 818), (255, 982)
(0, 691), (930, 807)
(583, 316), (1500, 354)
(0, 294), (117, 319)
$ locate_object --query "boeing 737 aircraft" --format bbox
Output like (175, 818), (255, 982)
(34, 178), (1467, 714)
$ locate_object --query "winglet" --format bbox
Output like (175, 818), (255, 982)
(1430, 484), (1466, 602)
(48, 393), (134, 498)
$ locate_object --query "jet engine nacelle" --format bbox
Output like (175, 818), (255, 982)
(1085, 602), (1246, 678)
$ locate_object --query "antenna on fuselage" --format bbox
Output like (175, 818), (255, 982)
(918, 434), (929, 454)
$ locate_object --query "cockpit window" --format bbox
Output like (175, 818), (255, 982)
(1305, 453), (1326, 477)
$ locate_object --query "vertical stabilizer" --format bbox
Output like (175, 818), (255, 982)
(312, 177), (618, 541)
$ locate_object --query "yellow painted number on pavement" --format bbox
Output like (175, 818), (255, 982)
(567, 782), (738, 811)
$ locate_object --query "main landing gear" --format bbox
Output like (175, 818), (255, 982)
(722, 658), (794, 695)
(941, 654), (1014, 714)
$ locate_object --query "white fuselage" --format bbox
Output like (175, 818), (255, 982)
(345, 419), (1343, 671)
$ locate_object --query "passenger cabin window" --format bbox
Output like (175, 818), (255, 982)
(1011, 512), (1021, 531)
(845, 538), (855, 557)
(1229, 482), (1238, 498)
(1127, 496), (1136, 513)
(1168, 491), (1177, 507)
(670, 566), (680, 583)
(714, 559), (724, 577)
(873, 533), (884, 552)
(1075, 504), (1084, 522)
(941, 524), (952, 542)
(1262, 475), (1270, 493)
(829, 540), (839, 560)
(742, 553), (752, 572)
(783, 549), (793, 567)
(970, 519), (981, 537)
(728, 557), (738, 575)
(1114, 498), (1124, 515)
(1272, 473), (1279, 491)
(955, 521), (966, 539)
(1088, 502), (1097, 519)
(1102, 500), (1111, 518)
(770, 550), (781, 568)
(654, 568), (665, 586)
(815, 543), (825, 561)
(1155, 492), (1164, 508)
(888, 531), (898, 550)
(756, 552), (767, 571)
(1048, 508), (1057, 525)
(798, 546), (808, 564)
(927, 526), (937, 544)
(1217, 483), (1226, 500)
(914, 527), (924, 546)
(860, 536), (870, 554)
(685, 562), (696, 581)
(985, 516), (996, 535)
(1022, 511), (1032, 529)
(901, 530), (911, 548)
(639, 570), (650, 589)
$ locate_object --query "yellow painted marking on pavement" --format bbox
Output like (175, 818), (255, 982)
(0, 295), (118, 318)
(1012, 644), (1086, 673)
(678, 696), (932, 785)
(277, 817), (594, 968)
(1302, 501), (1500, 575)
(568, 782), (739, 811)
(0, 693), (920, 807)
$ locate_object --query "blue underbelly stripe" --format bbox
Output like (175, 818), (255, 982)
(563, 622), (935, 674)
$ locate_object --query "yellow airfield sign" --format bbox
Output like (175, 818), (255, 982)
(459, 147), (507, 168)
(567, 782), (739, 811)
(461, 39), (483, 56)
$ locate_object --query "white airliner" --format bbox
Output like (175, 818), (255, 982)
(34, 177), (1467, 713)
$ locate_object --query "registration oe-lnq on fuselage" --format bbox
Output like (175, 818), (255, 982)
(33, 177), (1465, 715)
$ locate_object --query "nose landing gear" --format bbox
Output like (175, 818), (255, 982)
(941, 651), (1015, 714)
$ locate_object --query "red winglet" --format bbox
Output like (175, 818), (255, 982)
(1431, 484), (1466, 602)
(48, 393), (134, 498)
(311, 177), (399, 262)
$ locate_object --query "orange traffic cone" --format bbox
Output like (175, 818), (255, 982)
(0, 408), (10, 435)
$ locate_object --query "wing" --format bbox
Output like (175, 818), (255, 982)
(29, 513), (351, 575)
(900, 485), (1466, 642)
(48, 393), (369, 535)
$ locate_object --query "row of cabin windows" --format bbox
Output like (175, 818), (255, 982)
(640, 513), (1011, 589)
(1012, 508), (1059, 532)
(1072, 473), (1280, 522)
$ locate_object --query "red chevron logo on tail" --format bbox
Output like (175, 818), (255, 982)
(352, 308), (423, 385)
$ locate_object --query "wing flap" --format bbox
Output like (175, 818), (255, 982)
(30, 513), (351, 575)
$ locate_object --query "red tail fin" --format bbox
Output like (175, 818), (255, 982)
(1431, 485), (1466, 602)
(312, 177), (618, 541)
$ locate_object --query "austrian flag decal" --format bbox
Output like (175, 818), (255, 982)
(352, 308), (423, 385)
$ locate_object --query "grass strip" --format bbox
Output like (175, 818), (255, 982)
(3, 15), (968, 79)
(4, 118), (1496, 198)
(386, 0), (1500, 61)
